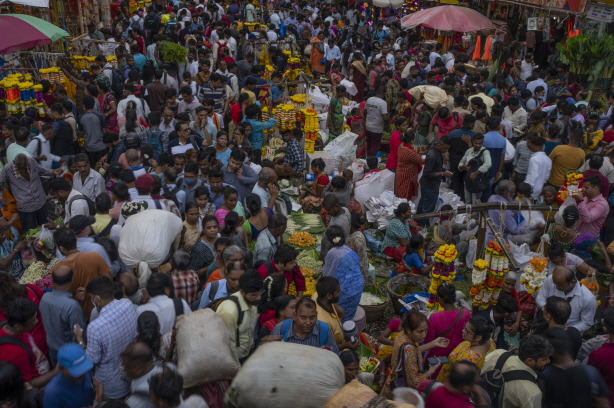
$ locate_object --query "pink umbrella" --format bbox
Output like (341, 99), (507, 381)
(401, 5), (495, 32)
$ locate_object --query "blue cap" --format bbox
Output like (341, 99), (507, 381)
(248, 33), (258, 39)
(57, 343), (93, 377)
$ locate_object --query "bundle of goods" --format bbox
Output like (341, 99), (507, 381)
(296, 249), (323, 274)
(360, 284), (389, 322)
(364, 191), (414, 230)
(470, 240), (510, 309)
(38, 67), (65, 84)
(0, 74), (45, 115)
(20, 258), (59, 291)
(580, 276), (600, 306)
(290, 93), (311, 111)
(427, 244), (458, 310)
(69, 56), (117, 73)
(519, 256), (548, 295)
(288, 267), (316, 297)
(324, 380), (414, 408)
(272, 103), (297, 131)
(261, 107), (276, 135)
(284, 57), (302, 81)
(301, 108), (320, 153)
(263, 65), (275, 81)
(286, 213), (326, 235)
(556, 172), (584, 204)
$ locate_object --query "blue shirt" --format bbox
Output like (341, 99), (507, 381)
(43, 371), (95, 408)
(198, 279), (229, 309)
(483, 131), (507, 178)
(245, 117), (277, 150)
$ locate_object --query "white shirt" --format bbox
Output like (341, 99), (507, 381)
(524, 151), (552, 200)
(325, 45), (342, 62)
(429, 52), (441, 67)
(26, 135), (60, 169)
(468, 93), (495, 114)
(137, 295), (191, 335)
(364, 96), (388, 133)
(502, 106), (528, 133)
(526, 78), (548, 103)
(64, 189), (90, 223)
(520, 60), (534, 80)
(535, 276), (596, 333)
(270, 13), (281, 29)
(252, 183), (271, 209)
(72, 168), (106, 202)
(117, 95), (150, 119)
(267, 30), (278, 41)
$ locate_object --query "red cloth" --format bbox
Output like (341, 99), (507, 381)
(431, 112), (463, 138)
(0, 328), (39, 381)
(603, 130), (614, 144)
(386, 130), (402, 171)
(424, 309), (472, 360)
(425, 385), (475, 408)
(383, 245), (406, 262)
(588, 342), (614, 408)
(229, 103), (241, 125)
(256, 261), (306, 292)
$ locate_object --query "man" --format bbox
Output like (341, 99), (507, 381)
(315, 276), (348, 348)
(548, 129), (585, 188)
(169, 250), (200, 305)
(468, 84), (495, 114)
(482, 116), (507, 200)
(502, 97), (528, 138)
(198, 261), (245, 308)
(417, 137), (452, 223)
(252, 167), (279, 209)
(39, 265), (86, 364)
(178, 86), (201, 121)
(168, 121), (204, 156)
(476, 293), (518, 349)
(481, 335), (552, 408)
(6, 127), (32, 163)
(384, 70), (400, 110)
(149, 365), (208, 408)
(122, 342), (167, 408)
(50, 177), (91, 223)
(118, 174), (167, 225)
(527, 70), (548, 103)
(117, 83), (151, 119)
(524, 135), (551, 201)
(0, 154), (61, 232)
(222, 150), (258, 201)
(51, 227), (111, 320)
(178, 162), (204, 210)
(197, 73), (231, 115)
(137, 273), (191, 335)
(364, 90), (389, 156)
(581, 155), (610, 198)
(237, 52), (255, 83)
(520, 53), (535, 81)
(162, 167), (187, 212)
(0, 299), (59, 388)
(146, 70), (169, 113)
(78, 96), (107, 165)
(538, 296), (582, 359)
(271, 298), (339, 354)
(26, 123), (61, 169)
(61, 215), (112, 267)
(206, 167), (236, 208)
(573, 174), (609, 237)
(536, 266), (597, 334)
(72, 153), (106, 202)
(43, 343), (98, 408)
(78, 280), (134, 381)
(425, 361), (490, 408)
(216, 270), (262, 364)
(253, 213), (288, 262)
(588, 307), (614, 407)
(324, 38), (342, 66)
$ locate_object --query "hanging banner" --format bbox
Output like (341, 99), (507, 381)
(6, 0), (49, 7)
(587, 3), (614, 21)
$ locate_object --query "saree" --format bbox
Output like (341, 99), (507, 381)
(328, 97), (345, 139)
(323, 245), (364, 321)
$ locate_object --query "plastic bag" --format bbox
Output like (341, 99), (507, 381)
(504, 138), (515, 162)
(354, 170), (396, 207)
(119, 210), (183, 288)
(554, 195), (577, 226)
(176, 309), (240, 387)
(349, 160), (367, 183)
(324, 130), (358, 159)
(225, 342), (345, 408)
(339, 79), (358, 96)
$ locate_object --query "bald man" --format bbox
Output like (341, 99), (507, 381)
(39, 265), (86, 364)
(536, 266), (596, 333)
(251, 167), (280, 209)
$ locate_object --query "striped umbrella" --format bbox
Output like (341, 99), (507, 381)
(0, 14), (69, 55)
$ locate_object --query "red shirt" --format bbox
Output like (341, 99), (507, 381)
(387, 130), (402, 170)
(0, 329), (39, 381)
(230, 103), (242, 125)
(588, 342), (614, 408)
(431, 112), (463, 138)
(425, 385), (474, 408)
(603, 130), (614, 144)
(256, 261), (306, 292)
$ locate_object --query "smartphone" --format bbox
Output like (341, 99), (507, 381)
(427, 356), (449, 365)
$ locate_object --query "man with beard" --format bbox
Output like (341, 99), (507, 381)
(216, 270), (263, 364)
(315, 277), (359, 350)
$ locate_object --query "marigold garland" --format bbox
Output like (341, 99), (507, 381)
(470, 240), (510, 309)
(428, 244), (458, 310)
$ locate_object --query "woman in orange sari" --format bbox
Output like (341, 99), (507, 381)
(310, 32), (326, 77)
(395, 131), (425, 200)
(1, 189), (21, 235)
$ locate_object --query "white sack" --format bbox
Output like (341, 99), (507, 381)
(354, 170), (396, 207)
(408, 85), (448, 109)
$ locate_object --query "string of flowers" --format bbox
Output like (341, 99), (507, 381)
(470, 240), (510, 309)
(519, 256), (548, 295)
(428, 244), (457, 311)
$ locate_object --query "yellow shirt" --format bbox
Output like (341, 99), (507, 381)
(240, 88), (257, 105)
(92, 214), (113, 235)
(315, 302), (344, 346)
(216, 293), (259, 363)
(548, 144), (586, 187)
(481, 350), (542, 408)
(584, 129), (603, 154)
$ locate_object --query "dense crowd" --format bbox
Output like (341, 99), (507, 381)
(2, 1), (614, 408)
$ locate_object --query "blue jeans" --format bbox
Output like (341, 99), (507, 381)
(18, 206), (48, 233)
(417, 187), (439, 225)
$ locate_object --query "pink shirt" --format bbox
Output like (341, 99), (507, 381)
(425, 385), (474, 408)
(387, 130), (402, 170)
(424, 308), (472, 359)
(431, 112), (463, 138)
(577, 195), (609, 237)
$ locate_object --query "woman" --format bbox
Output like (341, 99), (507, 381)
(242, 193), (273, 243)
(436, 317), (495, 383)
(340, 350), (361, 384)
(0, 225), (26, 279)
(97, 80), (118, 132)
(546, 239), (599, 278)
(323, 226), (364, 321)
(381, 310), (450, 397)
(544, 126), (560, 156)
(188, 215), (219, 285)
(347, 213), (368, 277)
(348, 52), (367, 102)
(328, 86), (346, 140)
(215, 187), (239, 227)
(391, 235), (432, 277)
(382, 203), (416, 261)
(214, 131), (231, 166)
(221, 211), (249, 249)
(310, 32), (327, 77)
(0, 272), (48, 356)
(257, 273), (288, 329)
(424, 284), (472, 374)
(395, 91), (413, 119)
(177, 202), (202, 253)
(119, 108), (147, 142)
(330, 63), (344, 87)
(136, 311), (173, 361)
(203, 238), (234, 282)
(228, 126), (252, 151)
(386, 117), (410, 172)
(299, 158), (330, 213)
(395, 131), (424, 201)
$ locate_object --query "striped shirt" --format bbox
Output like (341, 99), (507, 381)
(197, 84), (230, 113)
(0, 157), (53, 212)
(86, 299), (137, 399)
(271, 320), (339, 355)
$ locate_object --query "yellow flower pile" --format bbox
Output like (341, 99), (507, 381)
(566, 172), (583, 185)
(288, 231), (316, 247)
(291, 94), (311, 104)
(288, 276), (316, 297)
(434, 244), (458, 264)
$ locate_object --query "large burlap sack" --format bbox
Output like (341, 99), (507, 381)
(408, 85), (448, 109)
(118, 209), (183, 287)
(225, 342), (345, 408)
(324, 380), (416, 408)
(175, 309), (240, 388)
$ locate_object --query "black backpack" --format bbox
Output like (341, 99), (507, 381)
(68, 194), (96, 217)
(161, 179), (183, 208)
(463, 148), (490, 193)
(480, 352), (540, 408)
(105, 67), (124, 96)
(144, 13), (160, 32)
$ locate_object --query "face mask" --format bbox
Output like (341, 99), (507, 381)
(184, 178), (197, 186)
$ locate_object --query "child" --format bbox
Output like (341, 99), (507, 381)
(177, 202), (202, 253)
(363, 157), (380, 178)
(194, 185), (216, 216)
(347, 108), (366, 158)
(215, 186), (239, 227)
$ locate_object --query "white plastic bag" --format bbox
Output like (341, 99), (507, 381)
(119, 210), (183, 287)
(508, 242), (536, 292)
(349, 160), (367, 183)
(554, 195), (577, 226)
(354, 170), (396, 207)
(324, 130), (358, 158)
(226, 342), (345, 408)
(504, 138), (515, 162)
(339, 79), (358, 96)
(176, 309), (240, 387)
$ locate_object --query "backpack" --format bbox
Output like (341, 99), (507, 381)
(130, 17), (142, 33)
(0, 334), (35, 367)
(480, 352), (539, 408)
(281, 319), (330, 347)
(96, 218), (117, 238)
(464, 148), (490, 193)
(105, 66), (124, 95)
(68, 194), (96, 217)
(161, 179), (183, 208)
(173, 297), (184, 318)
(190, 279), (221, 311)
(208, 295), (243, 347)
(216, 40), (229, 59)
(146, 128), (163, 157)
(144, 13), (160, 32)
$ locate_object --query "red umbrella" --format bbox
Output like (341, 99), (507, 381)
(401, 5), (495, 32)
(0, 14), (69, 55)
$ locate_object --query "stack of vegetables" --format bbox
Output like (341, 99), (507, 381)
(427, 244), (458, 310)
(286, 213), (326, 236)
(470, 241), (509, 309)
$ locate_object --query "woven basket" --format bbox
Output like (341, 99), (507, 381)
(386, 274), (430, 315)
(360, 283), (390, 323)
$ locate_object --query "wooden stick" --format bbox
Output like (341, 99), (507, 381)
(412, 203), (556, 220)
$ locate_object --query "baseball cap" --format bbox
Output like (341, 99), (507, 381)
(58, 343), (93, 377)
(66, 215), (96, 234)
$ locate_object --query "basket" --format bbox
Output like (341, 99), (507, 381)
(360, 283), (390, 323)
(386, 274), (430, 315)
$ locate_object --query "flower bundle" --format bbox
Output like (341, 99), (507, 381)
(471, 259), (489, 285)
(565, 172), (584, 186)
(288, 275), (316, 297)
(288, 231), (316, 247)
(272, 104), (296, 131)
(520, 256), (548, 295)
(428, 244), (458, 310)
(470, 241), (511, 309)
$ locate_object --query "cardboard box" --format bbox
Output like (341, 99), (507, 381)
(306, 150), (337, 174)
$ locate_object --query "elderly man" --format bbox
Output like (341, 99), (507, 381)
(222, 150), (258, 202)
(502, 97), (528, 138)
(252, 167), (279, 209)
(487, 180), (543, 245)
(536, 266), (597, 334)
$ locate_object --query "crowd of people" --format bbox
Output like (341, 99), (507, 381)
(2, 0), (614, 407)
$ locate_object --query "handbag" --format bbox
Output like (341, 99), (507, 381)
(390, 342), (413, 391)
(464, 149), (489, 193)
(437, 309), (464, 338)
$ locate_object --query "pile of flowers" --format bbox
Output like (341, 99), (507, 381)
(297, 250), (323, 274)
(580, 276), (600, 306)
(470, 240), (510, 309)
(520, 256), (548, 295)
(288, 231), (316, 247)
(566, 172), (584, 186)
(288, 275), (316, 297)
(428, 244), (458, 310)
(20, 258), (58, 291)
